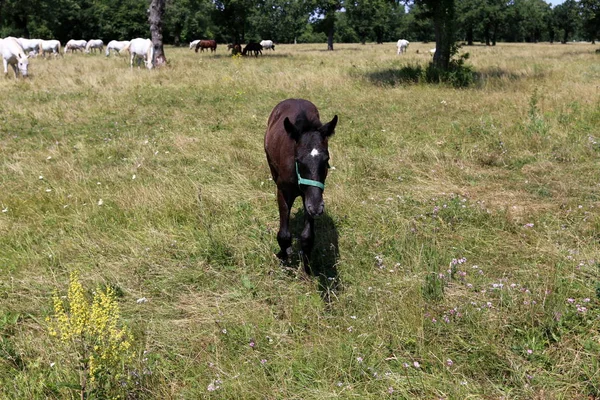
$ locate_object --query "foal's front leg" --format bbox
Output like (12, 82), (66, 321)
(276, 189), (294, 262)
(300, 210), (315, 276)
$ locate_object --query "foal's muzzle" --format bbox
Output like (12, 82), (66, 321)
(306, 200), (325, 218)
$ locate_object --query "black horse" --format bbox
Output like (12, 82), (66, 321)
(242, 42), (263, 57)
(264, 99), (338, 276)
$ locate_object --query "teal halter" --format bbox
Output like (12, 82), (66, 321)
(296, 162), (325, 191)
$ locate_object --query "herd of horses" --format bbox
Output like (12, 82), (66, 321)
(191, 39), (275, 57)
(0, 36), (283, 77)
(0, 36), (158, 75)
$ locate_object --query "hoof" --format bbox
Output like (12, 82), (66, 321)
(276, 247), (292, 262)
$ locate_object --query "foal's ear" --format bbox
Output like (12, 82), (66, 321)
(283, 117), (300, 142)
(320, 115), (338, 137)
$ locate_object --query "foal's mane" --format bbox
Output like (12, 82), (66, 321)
(293, 111), (322, 135)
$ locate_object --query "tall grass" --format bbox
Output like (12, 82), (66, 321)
(1, 42), (599, 398)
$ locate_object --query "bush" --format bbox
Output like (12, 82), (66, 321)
(424, 43), (475, 88)
(47, 271), (138, 399)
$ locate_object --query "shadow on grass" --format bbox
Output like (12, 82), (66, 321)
(290, 210), (341, 304)
(364, 64), (422, 86)
(364, 64), (538, 87)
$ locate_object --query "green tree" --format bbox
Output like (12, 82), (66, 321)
(164, 0), (216, 45)
(346, 0), (380, 44)
(580, 0), (600, 43)
(381, 2), (408, 43)
(481, 0), (506, 45)
(457, 0), (483, 45)
(415, 0), (456, 69)
(213, 0), (254, 43)
(247, 0), (311, 43)
(503, 0), (551, 42)
(314, 0), (342, 50)
(554, 0), (580, 43)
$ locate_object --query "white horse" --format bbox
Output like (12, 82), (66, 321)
(17, 38), (42, 54)
(122, 38), (154, 69)
(39, 40), (62, 57)
(65, 39), (87, 53)
(189, 40), (200, 50)
(105, 40), (130, 56)
(1, 37), (29, 78)
(397, 39), (409, 55)
(85, 39), (104, 53)
(260, 40), (275, 50)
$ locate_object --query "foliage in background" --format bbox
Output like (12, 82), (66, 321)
(1, 0), (600, 46)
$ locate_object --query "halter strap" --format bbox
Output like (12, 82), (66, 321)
(296, 162), (325, 190)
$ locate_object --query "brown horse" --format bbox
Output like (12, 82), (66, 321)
(264, 99), (338, 276)
(195, 40), (217, 53)
(227, 43), (242, 55)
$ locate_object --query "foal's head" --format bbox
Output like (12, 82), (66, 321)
(284, 114), (338, 217)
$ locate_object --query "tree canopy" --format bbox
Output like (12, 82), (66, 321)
(1, 0), (598, 47)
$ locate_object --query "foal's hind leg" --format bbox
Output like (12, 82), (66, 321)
(276, 189), (295, 262)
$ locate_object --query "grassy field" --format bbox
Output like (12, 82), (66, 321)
(1, 42), (599, 399)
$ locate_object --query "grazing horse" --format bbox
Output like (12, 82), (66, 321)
(105, 40), (130, 56)
(260, 40), (275, 51)
(397, 39), (409, 55)
(227, 43), (242, 55)
(1, 37), (29, 78)
(85, 39), (104, 54)
(39, 40), (62, 57)
(242, 42), (263, 57)
(264, 99), (338, 275)
(189, 40), (200, 50)
(65, 40), (87, 53)
(17, 38), (42, 55)
(122, 38), (154, 69)
(195, 40), (217, 53)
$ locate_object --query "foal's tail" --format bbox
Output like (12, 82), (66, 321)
(57, 42), (62, 57)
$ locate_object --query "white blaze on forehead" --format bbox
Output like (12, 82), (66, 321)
(310, 148), (320, 157)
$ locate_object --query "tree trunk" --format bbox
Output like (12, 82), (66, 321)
(466, 26), (473, 46)
(149, 0), (167, 67)
(327, 24), (334, 50)
(431, 0), (455, 70)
